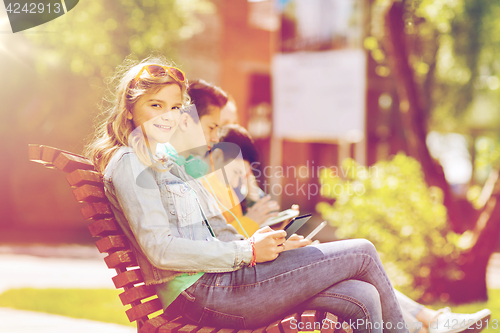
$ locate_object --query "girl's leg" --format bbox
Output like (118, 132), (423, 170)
(181, 239), (409, 332)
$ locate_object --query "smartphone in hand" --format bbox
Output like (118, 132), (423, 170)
(283, 214), (312, 239)
(305, 221), (327, 240)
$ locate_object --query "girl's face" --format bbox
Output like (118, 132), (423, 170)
(200, 105), (221, 147)
(128, 84), (183, 150)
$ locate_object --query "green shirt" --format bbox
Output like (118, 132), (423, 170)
(155, 273), (204, 308)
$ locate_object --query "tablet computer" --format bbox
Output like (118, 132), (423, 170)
(283, 213), (312, 239)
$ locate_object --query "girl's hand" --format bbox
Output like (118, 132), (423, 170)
(251, 227), (286, 263)
(245, 195), (280, 225)
(283, 234), (311, 251)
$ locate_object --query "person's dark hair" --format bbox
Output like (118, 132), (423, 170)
(186, 79), (228, 122)
(215, 124), (259, 164)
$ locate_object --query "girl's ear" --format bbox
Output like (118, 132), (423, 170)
(179, 113), (190, 130)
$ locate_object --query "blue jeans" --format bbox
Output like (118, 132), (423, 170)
(174, 239), (409, 333)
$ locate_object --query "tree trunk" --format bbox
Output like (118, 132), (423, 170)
(447, 172), (500, 303)
(383, 2), (473, 233)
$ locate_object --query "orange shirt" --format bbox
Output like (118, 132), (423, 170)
(202, 173), (259, 237)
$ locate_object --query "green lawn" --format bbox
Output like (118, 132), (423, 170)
(0, 288), (134, 327)
(0, 288), (498, 330)
(433, 289), (500, 333)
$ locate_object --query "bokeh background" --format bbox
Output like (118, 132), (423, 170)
(1, 0), (500, 313)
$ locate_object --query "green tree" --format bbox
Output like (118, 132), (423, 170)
(0, 0), (212, 233)
(26, 0), (214, 82)
(317, 156), (464, 303)
(340, 0), (500, 303)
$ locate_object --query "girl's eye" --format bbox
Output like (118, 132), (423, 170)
(151, 104), (161, 108)
(172, 106), (180, 110)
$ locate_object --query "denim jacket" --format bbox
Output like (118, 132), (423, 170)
(103, 146), (253, 285)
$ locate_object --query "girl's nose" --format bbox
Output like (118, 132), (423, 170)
(161, 111), (174, 121)
(211, 133), (219, 143)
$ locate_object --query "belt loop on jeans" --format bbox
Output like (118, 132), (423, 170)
(165, 290), (207, 324)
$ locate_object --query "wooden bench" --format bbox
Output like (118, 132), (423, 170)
(28, 144), (354, 333)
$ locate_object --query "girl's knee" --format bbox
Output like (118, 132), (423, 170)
(330, 280), (381, 316)
(348, 280), (381, 310)
(355, 239), (378, 257)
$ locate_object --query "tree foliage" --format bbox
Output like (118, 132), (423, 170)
(368, 0), (500, 134)
(317, 155), (465, 302)
(26, 0), (214, 82)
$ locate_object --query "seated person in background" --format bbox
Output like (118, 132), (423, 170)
(206, 125), (283, 237)
(219, 95), (239, 126)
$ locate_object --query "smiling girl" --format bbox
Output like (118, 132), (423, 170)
(86, 56), (410, 332)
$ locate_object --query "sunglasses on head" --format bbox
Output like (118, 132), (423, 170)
(130, 64), (186, 88)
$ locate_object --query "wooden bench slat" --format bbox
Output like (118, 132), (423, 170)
(250, 328), (266, 333)
(28, 144), (43, 162)
(88, 219), (122, 237)
(41, 146), (66, 163)
(81, 202), (114, 220)
(217, 329), (236, 333)
(104, 250), (138, 269)
(139, 314), (171, 333)
(54, 152), (94, 173)
(235, 330), (252, 333)
(119, 284), (157, 305)
(265, 319), (282, 333)
(67, 169), (102, 187)
(197, 328), (218, 333)
(179, 324), (202, 333)
(338, 322), (353, 333)
(280, 313), (299, 333)
(95, 234), (129, 253)
(320, 312), (338, 333)
(159, 322), (184, 333)
(40, 145), (86, 163)
(126, 298), (163, 322)
(113, 268), (144, 288)
(300, 310), (318, 330)
(73, 184), (106, 203)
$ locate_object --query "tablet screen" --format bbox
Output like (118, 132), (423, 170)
(261, 209), (300, 227)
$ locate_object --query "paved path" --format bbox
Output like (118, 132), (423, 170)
(487, 252), (500, 289)
(0, 308), (136, 333)
(0, 253), (116, 293)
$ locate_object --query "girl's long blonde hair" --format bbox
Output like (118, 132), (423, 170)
(85, 56), (189, 173)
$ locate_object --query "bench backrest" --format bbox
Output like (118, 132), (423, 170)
(29, 144), (171, 332)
